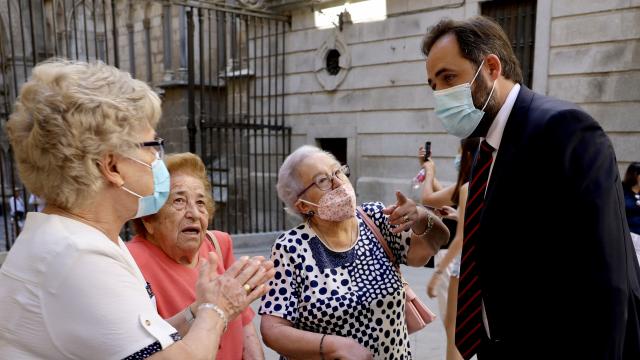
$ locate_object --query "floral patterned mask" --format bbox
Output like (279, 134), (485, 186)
(299, 184), (356, 222)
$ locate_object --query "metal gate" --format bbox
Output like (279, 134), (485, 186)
(0, 0), (290, 251)
(182, 3), (291, 234)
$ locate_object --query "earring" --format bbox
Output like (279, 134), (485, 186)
(306, 210), (315, 217)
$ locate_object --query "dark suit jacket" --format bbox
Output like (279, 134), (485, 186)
(476, 86), (640, 359)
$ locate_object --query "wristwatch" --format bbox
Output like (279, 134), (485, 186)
(184, 305), (196, 325)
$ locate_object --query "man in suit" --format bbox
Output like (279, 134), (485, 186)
(421, 16), (640, 359)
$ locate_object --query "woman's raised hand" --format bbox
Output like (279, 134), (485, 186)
(383, 191), (420, 234)
(418, 146), (428, 166)
(195, 253), (275, 321)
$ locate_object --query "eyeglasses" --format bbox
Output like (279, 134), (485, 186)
(170, 195), (208, 214)
(140, 138), (165, 159)
(297, 164), (350, 198)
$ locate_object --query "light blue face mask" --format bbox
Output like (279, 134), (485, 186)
(433, 60), (496, 138)
(454, 154), (462, 172)
(121, 156), (170, 218)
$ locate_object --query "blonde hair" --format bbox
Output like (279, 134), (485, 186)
(6, 59), (161, 210)
(132, 152), (215, 238)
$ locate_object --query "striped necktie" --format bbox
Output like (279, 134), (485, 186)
(456, 140), (495, 359)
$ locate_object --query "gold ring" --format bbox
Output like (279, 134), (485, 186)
(243, 283), (251, 293)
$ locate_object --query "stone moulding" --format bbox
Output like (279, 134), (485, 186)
(238, 0), (266, 9)
(314, 30), (351, 91)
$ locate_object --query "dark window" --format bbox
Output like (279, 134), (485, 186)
(317, 138), (347, 165)
(326, 49), (341, 76)
(482, 0), (536, 88)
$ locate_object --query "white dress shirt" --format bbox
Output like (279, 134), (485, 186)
(481, 83), (521, 338)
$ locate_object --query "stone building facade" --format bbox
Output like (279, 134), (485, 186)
(0, 0), (289, 239)
(0, 0), (638, 239)
(266, 0), (640, 205)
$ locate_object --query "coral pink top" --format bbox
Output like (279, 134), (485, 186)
(128, 230), (254, 360)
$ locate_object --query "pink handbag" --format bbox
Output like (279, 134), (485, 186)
(357, 207), (437, 334)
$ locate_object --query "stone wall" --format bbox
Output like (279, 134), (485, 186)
(280, 0), (640, 205)
(282, 0), (483, 205)
(547, 0), (640, 176)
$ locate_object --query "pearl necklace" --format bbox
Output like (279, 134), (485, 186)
(310, 217), (359, 252)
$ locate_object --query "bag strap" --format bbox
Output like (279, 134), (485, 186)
(206, 230), (224, 262)
(357, 207), (399, 269)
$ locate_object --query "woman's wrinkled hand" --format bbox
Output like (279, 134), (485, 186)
(383, 191), (422, 234)
(195, 253), (275, 321)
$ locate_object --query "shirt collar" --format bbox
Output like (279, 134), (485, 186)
(485, 83), (521, 151)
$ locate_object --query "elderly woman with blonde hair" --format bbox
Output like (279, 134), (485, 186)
(0, 60), (272, 359)
(260, 145), (449, 359)
(128, 152), (269, 360)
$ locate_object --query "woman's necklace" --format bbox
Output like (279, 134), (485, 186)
(311, 217), (359, 252)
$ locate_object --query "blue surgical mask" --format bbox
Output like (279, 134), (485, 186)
(121, 156), (170, 218)
(454, 154), (462, 172)
(433, 60), (496, 138)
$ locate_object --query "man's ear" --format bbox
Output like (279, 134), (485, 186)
(485, 54), (502, 80)
(97, 153), (125, 187)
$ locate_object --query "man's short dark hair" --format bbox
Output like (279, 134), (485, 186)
(422, 16), (523, 84)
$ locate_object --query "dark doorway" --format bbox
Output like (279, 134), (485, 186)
(317, 138), (347, 165)
(482, 0), (537, 88)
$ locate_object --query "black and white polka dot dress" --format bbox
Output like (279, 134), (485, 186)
(260, 202), (413, 359)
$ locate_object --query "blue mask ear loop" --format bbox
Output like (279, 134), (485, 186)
(470, 59), (497, 112)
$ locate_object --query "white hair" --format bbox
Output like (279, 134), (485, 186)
(277, 145), (337, 218)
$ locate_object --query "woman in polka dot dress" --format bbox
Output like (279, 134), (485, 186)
(260, 145), (449, 360)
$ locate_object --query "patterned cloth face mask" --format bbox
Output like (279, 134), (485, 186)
(299, 184), (356, 222)
(433, 59), (496, 138)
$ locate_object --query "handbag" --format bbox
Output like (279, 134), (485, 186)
(356, 207), (437, 334)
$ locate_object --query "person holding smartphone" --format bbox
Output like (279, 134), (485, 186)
(419, 138), (480, 360)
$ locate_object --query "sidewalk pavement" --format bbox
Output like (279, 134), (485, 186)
(237, 244), (447, 360)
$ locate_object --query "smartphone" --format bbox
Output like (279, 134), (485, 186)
(424, 141), (432, 162)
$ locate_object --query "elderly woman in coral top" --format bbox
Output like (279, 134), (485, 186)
(128, 152), (271, 360)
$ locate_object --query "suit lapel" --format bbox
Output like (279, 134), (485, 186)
(482, 86), (535, 219)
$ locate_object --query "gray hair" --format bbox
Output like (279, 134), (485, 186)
(277, 145), (337, 218)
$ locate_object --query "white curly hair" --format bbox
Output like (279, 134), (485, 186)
(277, 145), (338, 218)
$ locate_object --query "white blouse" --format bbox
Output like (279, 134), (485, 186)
(0, 213), (178, 359)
